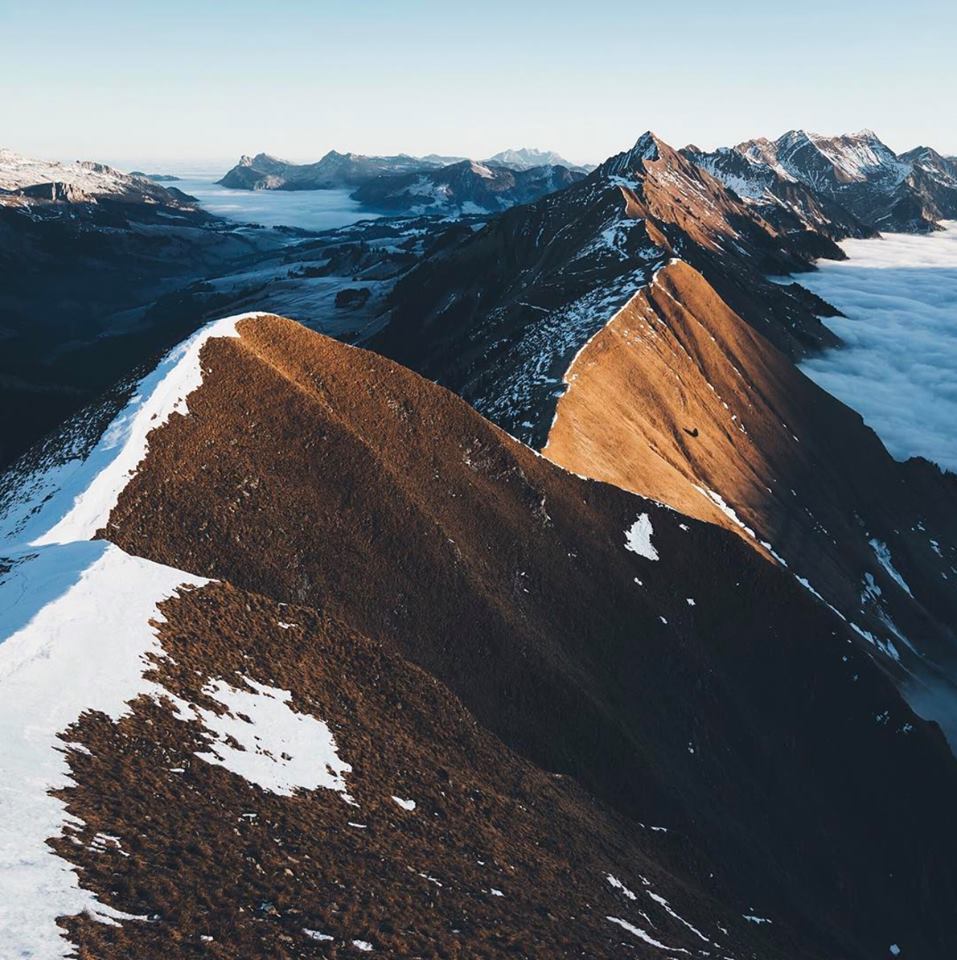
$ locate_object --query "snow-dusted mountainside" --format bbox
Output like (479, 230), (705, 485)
(682, 143), (875, 240)
(3, 311), (957, 958)
(0, 148), (196, 208)
(756, 129), (910, 190)
(366, 130), (957, 743)
(692, 130), (957, 232)
(371, 131), (846, 446)
(350, 158), (585, 214)
(484, 146), (590, 171)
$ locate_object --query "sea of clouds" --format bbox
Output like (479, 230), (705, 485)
(797, 223), (957, 473)
(172, 173), (379, 232)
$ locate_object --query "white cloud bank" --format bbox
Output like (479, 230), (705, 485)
(797, 222), (957, 472)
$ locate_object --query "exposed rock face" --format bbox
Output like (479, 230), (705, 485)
(4, 313), (957, 958)
(19, 180), (90, 202)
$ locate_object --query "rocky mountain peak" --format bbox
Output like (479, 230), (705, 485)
(594, 131), (669, 178)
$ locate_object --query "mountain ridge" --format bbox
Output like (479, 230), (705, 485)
(4, 126), (957, 957)
(3, 312), (957, 957)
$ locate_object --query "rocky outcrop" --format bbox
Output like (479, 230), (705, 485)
(19, 180), (90, 202)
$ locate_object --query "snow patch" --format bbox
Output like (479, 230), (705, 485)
(869, 539), (914, 598)
(606, 916), (689, 953)
(188, 677), (354, 799)
(304, 928), (334, 942)
(625, 513), (659, 561)
(0, 541), (206, 959)
(606, 874), (638, 900)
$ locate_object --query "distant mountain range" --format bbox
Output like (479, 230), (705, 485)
(351, 159), (585, 214)
(217, 148), (591, 214)
(687, 128), (957, 232)
(217, 133), (957, 226)
(486, 146), (592, 170)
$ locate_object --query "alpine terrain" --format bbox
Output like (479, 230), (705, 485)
(2, 127), (957, 960)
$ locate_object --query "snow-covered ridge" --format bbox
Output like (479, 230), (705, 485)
(0, 310), (356, 957)
(0, 541), (208, 959)
(737, 129), (909, 189)
(805, 130), (908, 184)
(1, 313), (266, 549)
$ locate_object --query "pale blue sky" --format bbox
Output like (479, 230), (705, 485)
(2, 0), (954, 169)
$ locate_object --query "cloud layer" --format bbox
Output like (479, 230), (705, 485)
(797, 223), (957, 472)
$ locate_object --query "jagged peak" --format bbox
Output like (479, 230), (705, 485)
(776, 128), (815, 149)
(901, 144), (943, 161)
(631, 130), (665, 160)
(595, 131), (672, 179)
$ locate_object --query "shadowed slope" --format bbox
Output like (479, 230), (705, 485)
(545, 260), (957, 734)
(87, 313), (957, 959)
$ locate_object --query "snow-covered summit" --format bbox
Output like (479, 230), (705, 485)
(485, 147), (586, 171)
(739, 129), (909, 188)
(691, 128), (957, 232)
